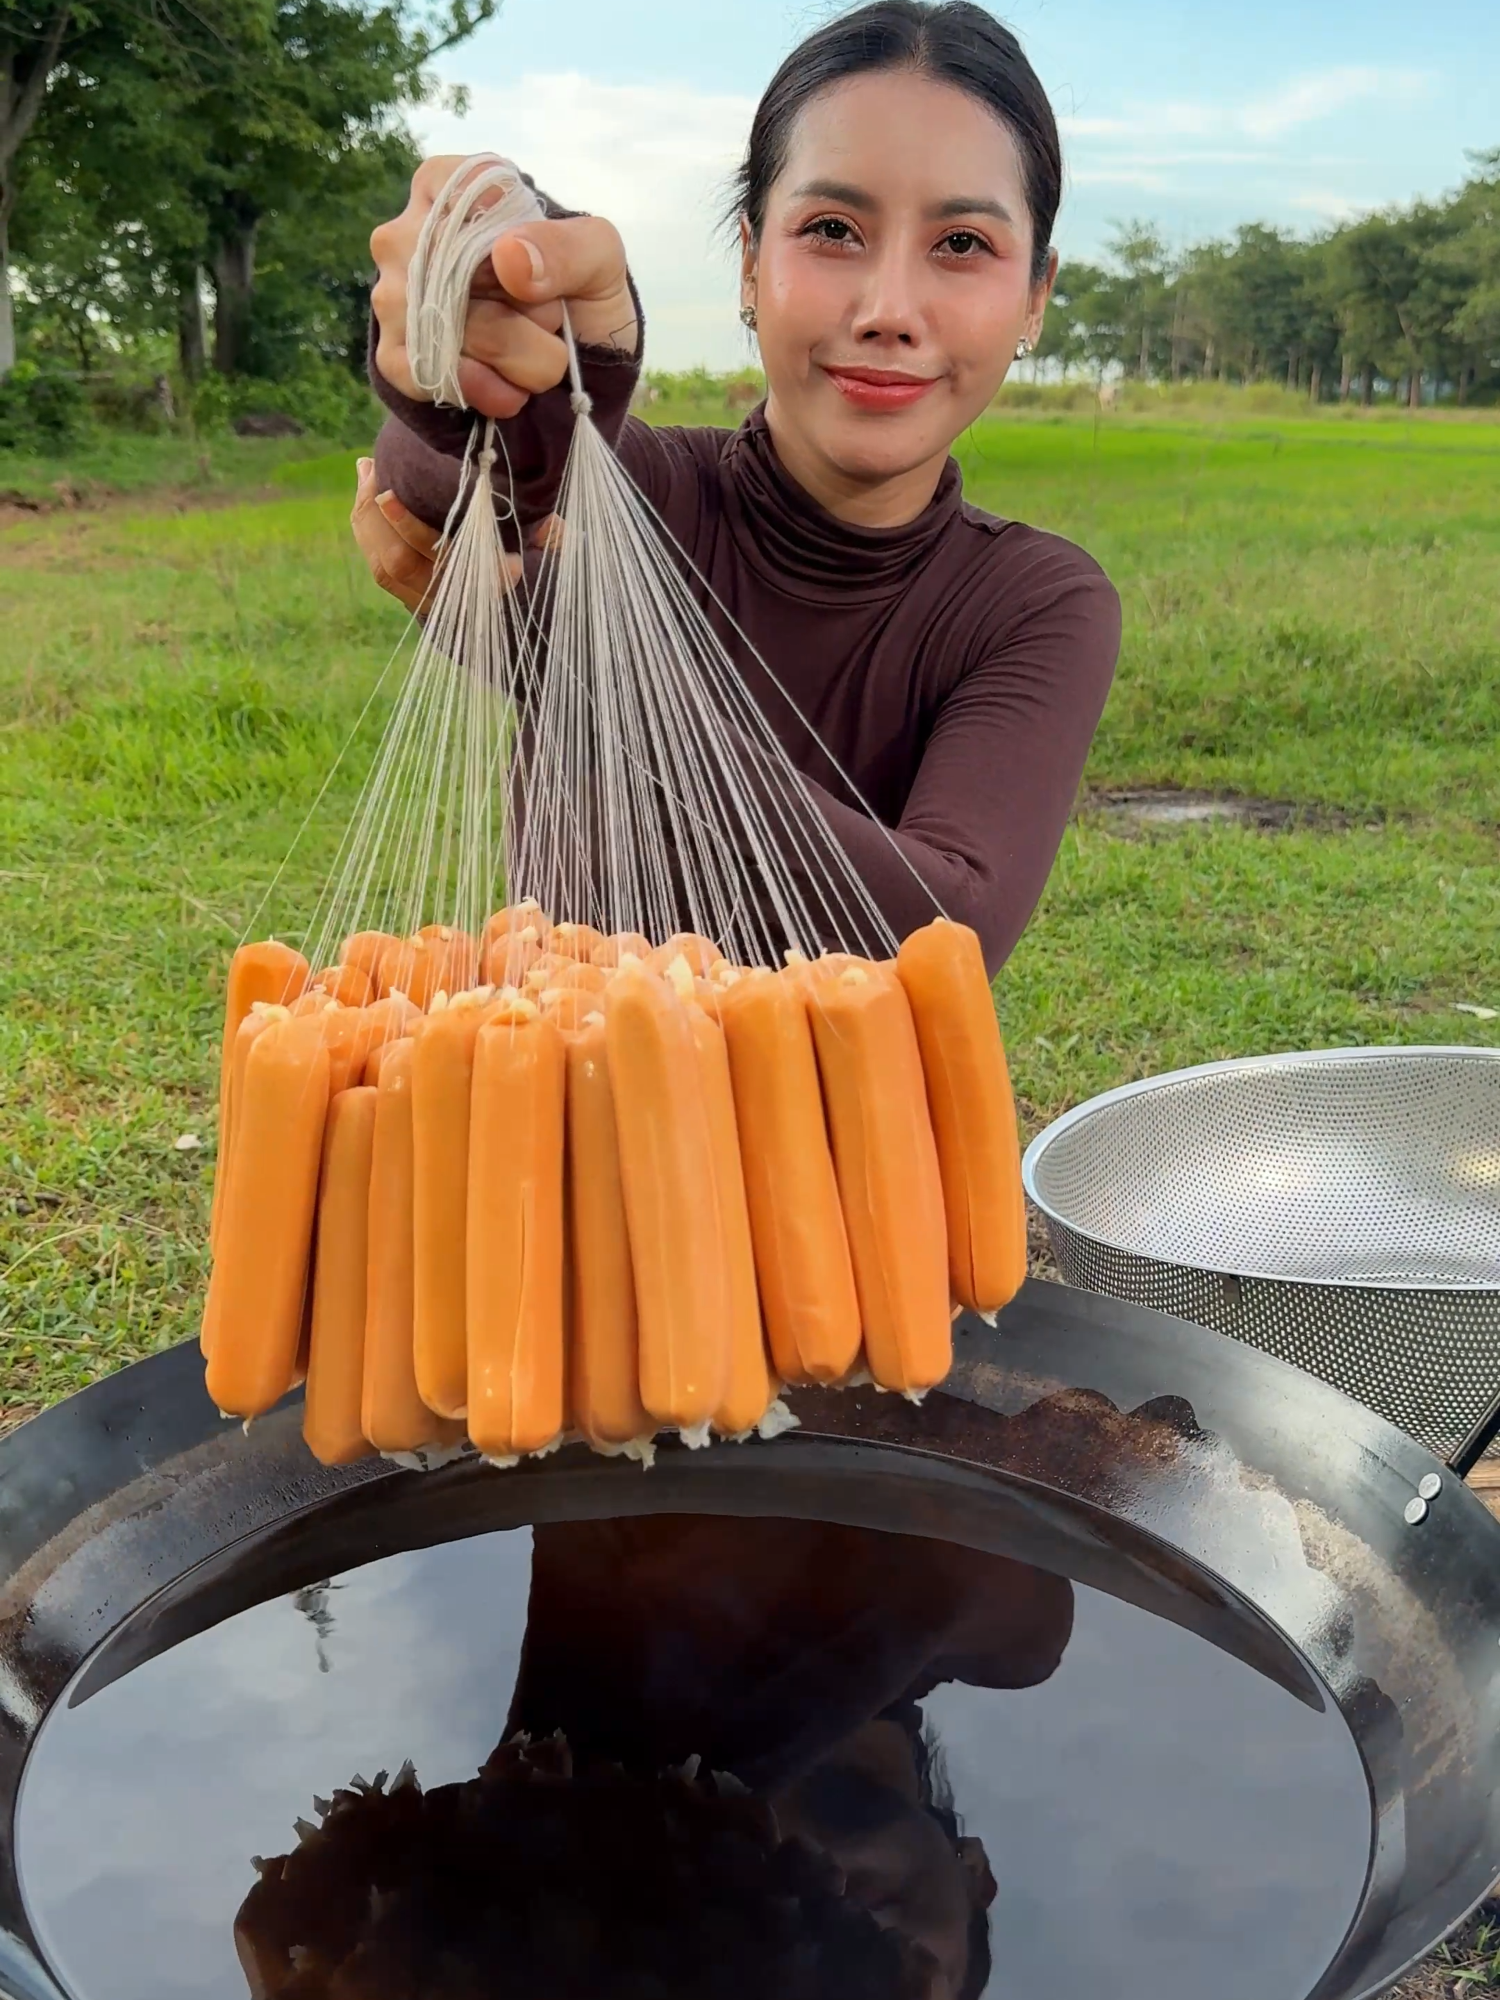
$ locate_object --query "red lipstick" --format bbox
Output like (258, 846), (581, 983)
(822, 365), (939, 412)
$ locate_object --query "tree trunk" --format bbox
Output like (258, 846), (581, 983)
(1286, 347), (1298, 391)
(211, 223), (258, 377)
(1138, 319), (1150, 380)
(1309, 362), (1323, 403)
(1458, 365), (1472, 407)
(1360, 366), (1374, 406)
(1408, 369), (1422, 410)
(0, 198), (14, 380)
(0, 5), (74, 380)
(1202, 335), (1216, 380)
(1339, 355), (1352, 401)
(176, 267), (207, 381)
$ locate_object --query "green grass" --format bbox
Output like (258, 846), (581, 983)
(2, 405), (1498, 1417)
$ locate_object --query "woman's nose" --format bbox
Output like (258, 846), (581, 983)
(850, 248), (923, 345)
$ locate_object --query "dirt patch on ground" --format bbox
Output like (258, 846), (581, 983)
(0, 479), (279, 540)
(1081, 786), (1356, 833)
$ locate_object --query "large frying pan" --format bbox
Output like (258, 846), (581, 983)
(0, 1279), (1498, 2000)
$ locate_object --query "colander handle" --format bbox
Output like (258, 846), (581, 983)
(1448, 1393), (1500, 1479)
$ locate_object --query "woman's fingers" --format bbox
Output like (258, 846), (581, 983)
(491, 215), (638, 353)
(352, 459), (435, 614)
(350, 458), (523, 615)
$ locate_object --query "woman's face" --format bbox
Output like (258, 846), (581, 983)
(745, 69), (1055, 496)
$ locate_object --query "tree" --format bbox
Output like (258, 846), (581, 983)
(4, 1), (495, 381)
(0, 3), (72, 373)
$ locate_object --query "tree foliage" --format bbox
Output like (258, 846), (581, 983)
(1035, 159), (1500, 404)
(1, 0), (494, 384)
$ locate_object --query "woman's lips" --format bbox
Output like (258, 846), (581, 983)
(822, 366), (940, 412)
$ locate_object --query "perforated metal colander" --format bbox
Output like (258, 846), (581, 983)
(1022, 1047), (1500, 1459)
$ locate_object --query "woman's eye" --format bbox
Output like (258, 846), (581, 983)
(941, 229), (990, 257)
(807, 216), (857, 244)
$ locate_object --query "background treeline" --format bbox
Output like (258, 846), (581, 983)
(1034, 164), (1500, 407)
(0, 1), (496, 448)
(1, 1), (1496, 460)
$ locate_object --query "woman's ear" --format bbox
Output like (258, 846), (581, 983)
(956, 1834), (998, 1912)
(739, 213), (757, 317)
(1025, 246), (1060, 349)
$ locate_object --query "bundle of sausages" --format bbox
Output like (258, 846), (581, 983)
(202, 912), (1027, 1467)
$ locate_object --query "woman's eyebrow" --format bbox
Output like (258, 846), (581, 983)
(788, 180), (1014, 227)
(789, 178), (875, 209)
(931, 195), (1014, 223)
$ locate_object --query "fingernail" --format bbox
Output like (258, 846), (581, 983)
(356, 456), (373, 486)
(514, 235), (545, 283)
(375, 489), (409, 522)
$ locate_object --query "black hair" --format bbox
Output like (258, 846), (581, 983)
(727, 1), (1061, 282)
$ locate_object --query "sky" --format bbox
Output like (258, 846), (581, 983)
(417, 0), (1500, 369)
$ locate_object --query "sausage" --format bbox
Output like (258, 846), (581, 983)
(213, 943), (308, 1244)
(806, 960), (951, 1395)
(362, 1039), (466, 1453)
(411, 997), (498, 1418)
(895, 918), (1027, 1317)
(204, 1015), (330, 1417)
(308, 963), (374, 1009)
(647, 934), (724, 978)
(546, 921), (605, 964)
(466, 1002), (568, 1458)
(688, 1006), (772, 1434)
(303, 1086), (379, 1466)
(605, 965), (729, 1431)
(718, 969), (862, 1385)
(564, 1014), (651, 1447)
(339, 930), (401, 992)
(590, 931), (653, 969)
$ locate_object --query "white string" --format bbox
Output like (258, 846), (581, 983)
(286, 152), (937, 974)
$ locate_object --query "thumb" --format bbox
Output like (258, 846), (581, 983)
(491, 214), (628, 309)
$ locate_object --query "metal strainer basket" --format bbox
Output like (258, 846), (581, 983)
(1022, 1047), (1500, 1460)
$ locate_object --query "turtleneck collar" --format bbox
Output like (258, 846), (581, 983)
(720, 407), (964, 606)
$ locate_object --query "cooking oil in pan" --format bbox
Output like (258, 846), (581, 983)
(17, 1514), (1371, 2000)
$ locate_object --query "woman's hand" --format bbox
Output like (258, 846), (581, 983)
(369, 155), (637, 420)
(352, 459), (567, 615)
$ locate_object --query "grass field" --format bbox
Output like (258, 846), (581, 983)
(1, 396), (1498, 1420)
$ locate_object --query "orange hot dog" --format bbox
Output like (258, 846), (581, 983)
(209, 999), (301, 1286)
(718, 969), (862, 1385)
(648, 933), (724, 977)
(467, 1004), (567, 1458)
(480, 900), (549, 959)
(896, 918), (1027, 1317)
(689, 1006), (772, 1435)
(214, 943), (308, 1239)
(411, 997), (498, 1418)
(309, 962), (374, 1009)
(482, 926), (545, 988)
(605, 965), (729, 1431)
(339, 929), (400, 989)
(545, 922), (605, 964)
(591, 931), (653, 969)
(303, 1086), (379, 1466)
(531, 959), (608, 996)
(565, 1015), (650, 1447)
(537, 989), (601, 1034)
(362, 1039), (465, 1454)
(204, 1015), (330, 1418)
(806, 960), (952, 1395)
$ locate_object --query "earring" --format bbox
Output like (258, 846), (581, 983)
(740, 304), (758, 330)
(1015, 335), (1033, 358)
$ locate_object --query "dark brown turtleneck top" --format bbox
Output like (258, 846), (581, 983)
(370, 321), (1120, 974)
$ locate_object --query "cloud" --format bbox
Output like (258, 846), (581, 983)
(418, 70), (755, 367)
(1060, 65), (1436, 147)
(1286, 190), (1373, 222)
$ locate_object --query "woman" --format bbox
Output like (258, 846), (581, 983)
(353, 0), (1120, 974)
(235, 1514), (1076, 1998)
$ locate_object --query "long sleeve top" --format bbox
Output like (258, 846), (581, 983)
(370, 304), (1120, 975)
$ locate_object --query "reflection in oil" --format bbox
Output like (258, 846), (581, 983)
(18, 1516), (1371, 2000)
